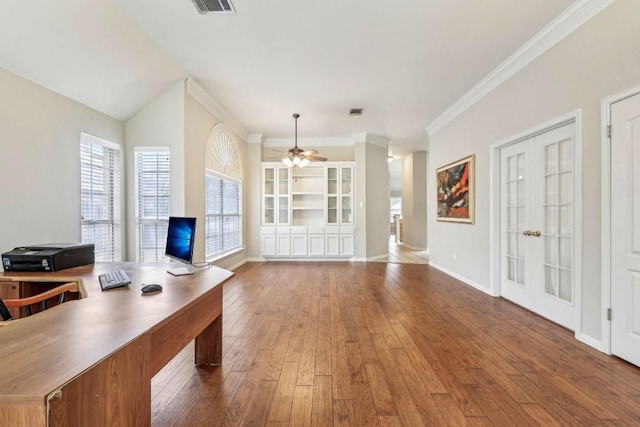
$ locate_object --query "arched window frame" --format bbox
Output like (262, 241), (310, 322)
(204, 124), (244, 260)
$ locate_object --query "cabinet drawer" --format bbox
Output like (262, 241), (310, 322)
(261, 227), (276, 235)
(339, 226), (355, 234)
(276, 227), (291, 234)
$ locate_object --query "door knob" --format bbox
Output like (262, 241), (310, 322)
(523, 230), (532, 236)
(532, 230), (541, 237)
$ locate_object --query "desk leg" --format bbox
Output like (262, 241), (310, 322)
(194, 313), (222, 365)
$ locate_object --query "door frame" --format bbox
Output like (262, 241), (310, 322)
(601, 85), (640, 355)
(489, 110), (583, 334)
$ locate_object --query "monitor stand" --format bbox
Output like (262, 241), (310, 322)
(167, 264), (194, 276)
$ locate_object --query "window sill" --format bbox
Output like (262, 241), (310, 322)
(206, 247), (244, 264)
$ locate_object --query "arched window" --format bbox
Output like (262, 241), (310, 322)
(204, 124), (243, 259)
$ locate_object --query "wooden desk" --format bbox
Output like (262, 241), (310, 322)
(0, 263), (234, 426)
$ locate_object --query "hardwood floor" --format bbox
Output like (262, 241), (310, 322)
(372, 236), (429, 264)
(151, 262), (640, 426)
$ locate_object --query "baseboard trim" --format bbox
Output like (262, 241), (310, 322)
(228, 258), (248, 271)
(260, 257), (356, 262)
(401, 243), (427, 251)
(367, 253), (389, 261)
(576, 333), (606, 353)
(428, 262), (495, 296)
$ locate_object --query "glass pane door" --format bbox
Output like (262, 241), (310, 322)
(341, 166), (353, 225)
(277, 167), (289, 224)
(263, 167), (275, 225)
(327, 167), (338, 224)
(505, 152), (526, 286)
(542, 138), (573, 302)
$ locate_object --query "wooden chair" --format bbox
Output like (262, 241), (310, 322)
(0, 282), (80, 321)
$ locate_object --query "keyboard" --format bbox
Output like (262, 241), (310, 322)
(99, 270), (131, 291)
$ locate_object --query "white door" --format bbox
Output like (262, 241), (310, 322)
(500, 123), (576, 329)
(500, 140), (534, 307)
(610, 92), (640, 366)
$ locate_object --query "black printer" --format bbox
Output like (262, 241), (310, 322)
(1, 243), (95, 272)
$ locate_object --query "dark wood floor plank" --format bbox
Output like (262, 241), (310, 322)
(370, 333), (426, 426)
(332, 399), (356, 426)
(297, 294), (320, 386)
(315, 295), (332, 376)
(149, 262), (640, 426)
(350, 383), (378, 426)
(268, 360), (300, 422)
(311, 375), (333, 427)
(289, 385), (313, 427)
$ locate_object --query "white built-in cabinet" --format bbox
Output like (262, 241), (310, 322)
(261, 162), (355, 259)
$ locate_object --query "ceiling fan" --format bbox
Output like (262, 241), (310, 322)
(281, 113), (327, 168)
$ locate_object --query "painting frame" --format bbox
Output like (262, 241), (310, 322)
(436, 154), (475, 224)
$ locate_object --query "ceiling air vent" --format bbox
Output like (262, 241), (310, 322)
(192, 0), (236, 14)
(349, 108), (364, 116)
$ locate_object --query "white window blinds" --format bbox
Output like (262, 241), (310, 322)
(80, 133), (121, 262)
(135, 149), (171, 262)
(205, 173), (241, 259)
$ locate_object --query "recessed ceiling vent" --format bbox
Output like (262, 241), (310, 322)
(192, 0), (235, 14)
(349, 108), (364, 116)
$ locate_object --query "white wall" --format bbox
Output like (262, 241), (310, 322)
(353, 137), (390, 260)
(354, 141), (367, 259)
(0, 68), (124, 253)
(246, 142), (263, 260)
(427, 0), (640, 343)
(402, 151), (427, 249)
(125, 81), (185, 260)
(365, 142), (391, 258)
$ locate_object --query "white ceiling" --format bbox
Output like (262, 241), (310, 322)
(0, 0), (573, 158)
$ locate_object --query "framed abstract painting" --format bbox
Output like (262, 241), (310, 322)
(436, 154), (475, 224)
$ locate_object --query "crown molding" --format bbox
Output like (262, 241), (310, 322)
(425, 0), (614, 137)
(263, 137), (354, 147)
(247, 133), (263, 144)
(185, 77), (249, 140)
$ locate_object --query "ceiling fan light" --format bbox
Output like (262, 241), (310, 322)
(282, 157), (293, 167)
(292, 156), (301, 166)
(300, 158), (310, 168)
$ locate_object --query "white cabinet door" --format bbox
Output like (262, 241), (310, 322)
(291, 234), (308, 256)
(276, 234), (291, 256)
(340, 165), (353, 225)
(261, 234), (275, 256)
(263, 167), (276, 225)
(277, 167), (290, 225)
(325, 234), (339, 256)
(340, 234), (355, 256)
(308, 234), (325, 256)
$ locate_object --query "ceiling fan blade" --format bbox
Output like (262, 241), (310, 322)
(302, 149), (319, 156)
(306, 155), (327, 161)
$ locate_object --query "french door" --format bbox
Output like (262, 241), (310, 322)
(610, 92), (640, 366)
(500, 122), (575, 330)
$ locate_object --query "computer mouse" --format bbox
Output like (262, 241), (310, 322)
(141, 284), (163, 293)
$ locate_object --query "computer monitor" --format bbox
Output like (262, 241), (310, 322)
(165, 216), (196, 276)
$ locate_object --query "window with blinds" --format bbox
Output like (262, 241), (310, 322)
(135, 149), (171, 262)
(205, 172), (241, 259)
(80, 133), (121, 262)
